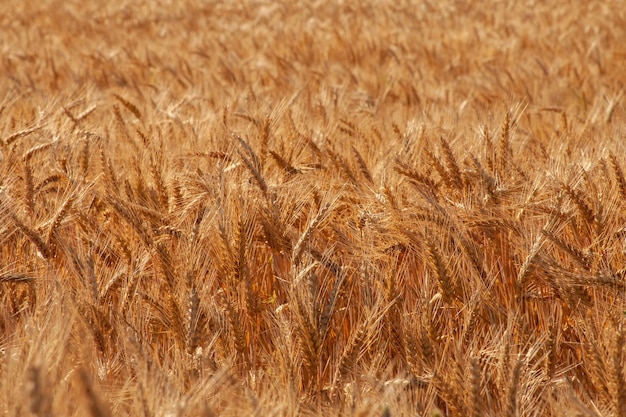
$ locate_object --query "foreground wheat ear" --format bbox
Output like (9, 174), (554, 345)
(1, 0), (625, 416)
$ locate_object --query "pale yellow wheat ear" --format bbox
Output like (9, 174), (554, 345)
(4, 125), (42, 147)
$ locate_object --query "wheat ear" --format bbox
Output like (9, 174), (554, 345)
(440, 136), (463, 190)
(113, 93), (142, 120)
(4, 126), (42, 146)
(149, 153), (169, 212)
(609, 151), (626, 202)
(10, 213), (50, 259)
(612, 325), (626, 417)
(425, 234), (455, 304)
(505, 357), (523, 417)
(47, 194), (75, 255)
(469, 356), (482, 417)
(237, 135), (269, 199)
(499, 112), (511, 172)
(351, 146), (373, 184)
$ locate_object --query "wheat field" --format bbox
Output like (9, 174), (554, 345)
(1, 1), (626, 416)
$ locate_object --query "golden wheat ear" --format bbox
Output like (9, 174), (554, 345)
(9, 212), (50, 259)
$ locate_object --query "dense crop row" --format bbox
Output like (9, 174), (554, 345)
(1, 1), (625, 415)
